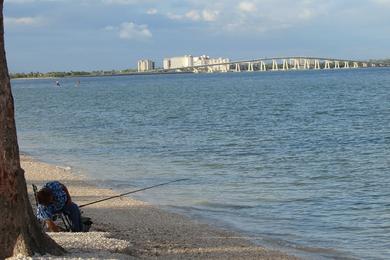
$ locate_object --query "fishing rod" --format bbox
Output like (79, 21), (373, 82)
(79, 178), (189, 208)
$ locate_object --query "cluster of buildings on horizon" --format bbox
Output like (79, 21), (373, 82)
(137, 59), (155, 72)
(137, 55), (230, 73)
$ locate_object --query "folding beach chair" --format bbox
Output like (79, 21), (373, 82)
(32, 184), (93, 232)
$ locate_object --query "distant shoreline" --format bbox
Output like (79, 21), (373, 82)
(10, 71), (193, 80)
(10, 66), (390, 81)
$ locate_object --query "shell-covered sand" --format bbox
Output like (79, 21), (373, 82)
(11, 155), (299, 259)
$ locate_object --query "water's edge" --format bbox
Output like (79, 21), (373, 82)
(22, 151), (357, 260)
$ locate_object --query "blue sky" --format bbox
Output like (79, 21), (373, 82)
(4, 0), (390, 72)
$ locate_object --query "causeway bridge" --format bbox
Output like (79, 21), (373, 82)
(158, 57), (384, 73)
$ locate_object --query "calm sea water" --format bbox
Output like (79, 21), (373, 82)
(12, 69), (390, 259)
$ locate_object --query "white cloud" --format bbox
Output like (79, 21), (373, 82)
(101, 0), (156, 4)
(101, 0), (137, 4)
(166, 13), (183, 20)
(238, 1), (257, 13)
(5, 16), (44, 26)
(185, 10), (201, 21)
(210, 0), (332, 33)
(104, 22), (152, 40)
(164, 0), (320, 30)
(146, 8), (158, 15)
(103, 25), (116, 31)
(118, 22), (152, 40)
(7, 0), (385, 37)
(167, 9), (219, 22)
(202, 10), (219, 22)
(372, 0), (390, 6)
(298, 8), (314, 20)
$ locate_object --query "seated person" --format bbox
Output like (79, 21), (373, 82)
(36, 181), (82, 232)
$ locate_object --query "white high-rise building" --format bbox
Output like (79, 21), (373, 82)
(163, 55), (193, 70)
(193, 55), (210, 66)
(163, 55), (230, 72)
(138, 59), (155, 72)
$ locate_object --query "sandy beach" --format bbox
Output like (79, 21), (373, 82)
(10, 155), (299, 259)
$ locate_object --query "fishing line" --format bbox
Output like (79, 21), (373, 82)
(79, 178), (190, 208)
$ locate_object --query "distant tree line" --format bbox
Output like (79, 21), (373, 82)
(10, 68), (138, 79)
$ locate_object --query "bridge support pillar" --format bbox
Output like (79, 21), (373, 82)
(362, 63), (368, 68)
(207, 66), (214, 73)
(235, 63), (241, 72)
(292, 59), (300, 70)
(334, 61), (340, 69)
(353, 62), (359, 68)
(314, 60), (320, 70)
(272, 60), (279, 71)
(324, 60), (331, 69)
(259, 61), (267, 71)
(282, 59), (289, 70)
(303, 59), (310, 69)
(248, 62), (254, 72)
(344, 61), (350, 69)
(260, 61), (267, 71)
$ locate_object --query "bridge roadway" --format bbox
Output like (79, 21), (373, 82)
(155, 56), (384, 74)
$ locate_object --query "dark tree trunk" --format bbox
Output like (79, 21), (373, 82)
(0, 2), (64, 258)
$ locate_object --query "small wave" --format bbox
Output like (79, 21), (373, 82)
(261, 236), (358, 260)
(200, 163), (225, 169)
(97, 179), (138, 189)
(194, 201), (255, 210)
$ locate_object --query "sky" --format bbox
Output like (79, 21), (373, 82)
(4, 0), (390, 72)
